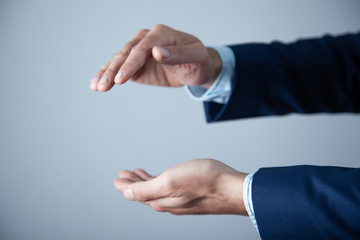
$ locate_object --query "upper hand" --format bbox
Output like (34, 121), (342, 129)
(113, 159), (248, 215)
(90, 24), (221, 92)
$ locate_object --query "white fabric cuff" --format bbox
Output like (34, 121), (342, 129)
(243, 173), (259, 232)
(185, 46), (235, 104)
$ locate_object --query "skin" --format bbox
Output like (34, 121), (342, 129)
(113, 159), (248, 216)
(91, 24), (248, 216)
(89, 24), (221, 92)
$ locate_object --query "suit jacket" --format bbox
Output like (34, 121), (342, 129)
(204, 33), (360, 239)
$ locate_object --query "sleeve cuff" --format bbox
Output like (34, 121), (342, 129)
(243, 172), (259, 233)
(184, 46), (235, 104)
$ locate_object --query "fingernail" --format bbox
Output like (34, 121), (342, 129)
(124, 189), (135, 201)
(115, 70), (123, 84)
(156, 46), (170, 59)
(99, 76), (109, 85)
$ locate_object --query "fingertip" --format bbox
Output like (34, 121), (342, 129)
(152, 46), (162, 61)
(113, 178), (120, 187)
(97, 83), (115, 92)
(124, 189), (136, 201)
(90, 77), (100, 91)
(114, 79), (124, 85)
(114, 76), (120, 85)
(113, 178), (134, 193)
(152, 46), (170, 62)
(113, 178), (124, 191)
(97, 85), (107, 92)
(89, 84), (98, 91)
(134, 169), (153, 180)
(115, 79), (128, 85)
(118, 170), (132, 178)
(114, 70), (123, 84)
(115, 71), (129, 85)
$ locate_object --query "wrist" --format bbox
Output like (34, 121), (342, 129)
(201, 47), (222, 89)
(217, 171), (249, 215)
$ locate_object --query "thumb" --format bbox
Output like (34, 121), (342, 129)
(152, 42), (207, 65)
(123, 189), (136, 201)
(125, 177), (168, 202)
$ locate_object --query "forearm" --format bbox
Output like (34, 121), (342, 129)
(204, 33), (360, 122)
(252, 166), (360, 239)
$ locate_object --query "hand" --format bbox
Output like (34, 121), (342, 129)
(113, 159), (248, 215)
(90, 24), (222, 92)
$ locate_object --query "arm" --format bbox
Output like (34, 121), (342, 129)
(113, 160), (360, 239)
(199, 34), (360, 238)
(205, 33), (360, 122)
(252, 166), (360, 239)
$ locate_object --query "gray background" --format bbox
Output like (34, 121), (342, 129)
(1, 0), (359, 239)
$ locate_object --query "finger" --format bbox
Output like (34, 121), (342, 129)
(96, 55), (117, 92)
(96, 29), (149, 91)
(112, 29), (150, 85)
(112, 30), (150, 86)
(116, 43), (150, 84)
(152, 42), (207, 65)
(90, 58), (112, 91)
(116, 27), (169, 84)
(118, 170), (143, 182)
(113, 178), (133, 192)
(106, 47), (133, 87)
(133, 169), (154, 180)
(145, 196), (188, 210)
(147, 197), (212, 215)
(129, 176), (169, 202)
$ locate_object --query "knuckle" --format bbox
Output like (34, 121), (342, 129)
(133, 168), (142, 173)
(118, 170), (131, 178)
(117, 48), (131, 58)
(152, 24), (167, 32)
(104, 68), (117, 75)
(161, 175), (173, 189)
(161, 176), (178, 195)
(135, 28), (149, 37)
(95, 70), (105, 76)
(131, 43), (147, 52)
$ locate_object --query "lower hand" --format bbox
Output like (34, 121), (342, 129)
(113, 159), (248, 215)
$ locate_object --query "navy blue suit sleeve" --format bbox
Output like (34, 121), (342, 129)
(204, 33), (360, 122)
(201, 34), (360, 238)
(252, 166), (360, 239)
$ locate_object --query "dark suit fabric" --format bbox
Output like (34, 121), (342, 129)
(204, 33), (360, 122)
(253, 166), (360, 239)
(204, 33), (360, 239)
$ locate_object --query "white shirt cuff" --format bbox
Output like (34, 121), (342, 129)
(184, 46), (235, 104)
(243, 173), (259, 232)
